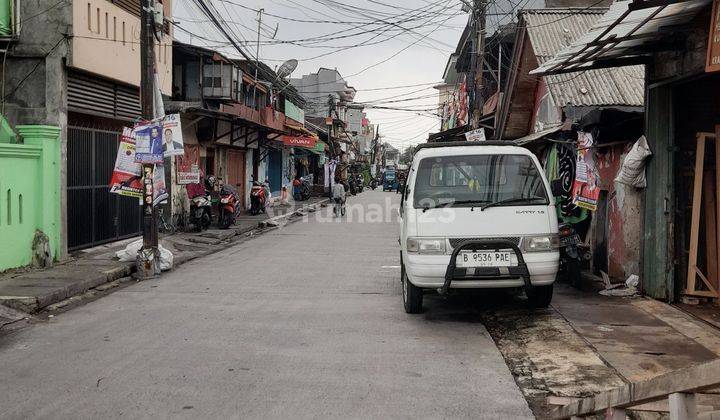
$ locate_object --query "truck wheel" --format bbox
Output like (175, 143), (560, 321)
(529, 284), (553, 308)
(402, 270), (423, 314)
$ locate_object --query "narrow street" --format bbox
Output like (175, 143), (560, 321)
(0, 190), (532, 419)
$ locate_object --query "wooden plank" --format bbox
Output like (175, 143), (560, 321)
(552, 358), (720, 418)
(705, 172), (718, 294)
(669, 393), (698, 420)
(605, 407), (626, 420)
(687, 134), (707, 295)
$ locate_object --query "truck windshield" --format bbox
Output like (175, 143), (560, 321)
(412, 154), (549, 209)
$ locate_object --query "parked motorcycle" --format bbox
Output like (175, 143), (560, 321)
(370, 177), (378, 190)
(557, 223), (591, 287)
(355, 173), (364, 193)
(250, 180), (268, 215)
(347, 176), (357, 196)
(218, 184), (240, 229)
(293, 175), (312, 201)
(188, 176), (214, 232)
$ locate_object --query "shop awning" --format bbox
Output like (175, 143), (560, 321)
(512, 125), (563, 146)
(531, 0), (711, 75)
(284, 121), (314, 136)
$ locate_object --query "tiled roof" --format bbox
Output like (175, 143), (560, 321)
(522, 8), (644, 107)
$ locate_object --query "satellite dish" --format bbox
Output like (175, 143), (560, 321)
(276, 59), (298, 79)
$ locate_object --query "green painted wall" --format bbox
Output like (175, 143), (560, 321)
(0, 122), (61, 271)
(0, 0), (11, 37)
(285, 99), (305, 124)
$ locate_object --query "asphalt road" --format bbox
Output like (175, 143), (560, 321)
(0, 190), (532, 419)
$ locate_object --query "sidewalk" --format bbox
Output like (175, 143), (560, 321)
(480, 284), (720, 417)
(0, 197), (328, 314)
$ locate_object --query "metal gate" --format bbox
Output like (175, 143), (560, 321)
(67, 127), (142, 251)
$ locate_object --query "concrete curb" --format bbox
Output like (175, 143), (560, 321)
(0, 197), (330, 314)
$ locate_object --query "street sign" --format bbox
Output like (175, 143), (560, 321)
(464, 128), (486, 142)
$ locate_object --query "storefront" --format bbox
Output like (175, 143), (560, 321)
(532, 0), (719, 314)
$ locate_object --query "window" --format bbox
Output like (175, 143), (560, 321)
(413, 154), (548, 209)
(202, 60), (233, 99)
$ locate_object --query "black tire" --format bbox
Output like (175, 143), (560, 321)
(566, 259), (582, 288)
(529, 284), (553, 308)
(219, 210), (232, 229)
(402, 267), (423, 314)
(201, 211), (211, 230)
(250, 201), (260, 215)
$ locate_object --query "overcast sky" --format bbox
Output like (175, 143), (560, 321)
(173, 0), (533, 153)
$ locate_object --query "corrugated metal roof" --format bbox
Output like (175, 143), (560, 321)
(531, 0), (710, 75)
(522, 8), (644, 107)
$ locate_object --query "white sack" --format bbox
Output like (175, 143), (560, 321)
(615, 135), (652, 188)
(116, 238), (173, 271)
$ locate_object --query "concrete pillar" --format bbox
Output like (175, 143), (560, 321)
(16, 125), (61, 260)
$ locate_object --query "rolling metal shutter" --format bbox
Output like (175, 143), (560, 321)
(68, 71), (141, 121)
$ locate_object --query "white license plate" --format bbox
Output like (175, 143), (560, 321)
(456, 251), (514, 268)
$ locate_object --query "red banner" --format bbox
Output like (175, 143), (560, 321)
(282, 135), (317, 149)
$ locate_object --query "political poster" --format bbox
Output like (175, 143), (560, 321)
(109, 127), (143, 198)
(134, 121), (164, 164)
(176, 144), (200, 185)
(152, 163), (168, 207)
(162, 114), (184, 157)
(571, 131), (600, 211)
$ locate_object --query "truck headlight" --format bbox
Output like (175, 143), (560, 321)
(523, 235), (559, 252)
(407, 237), (446, 254)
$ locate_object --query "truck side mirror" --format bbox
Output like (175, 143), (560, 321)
(551, 180), (563, 197)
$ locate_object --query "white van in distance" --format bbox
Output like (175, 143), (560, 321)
(399, 141), (560, 313)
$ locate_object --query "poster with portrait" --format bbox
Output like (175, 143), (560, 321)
(109, 127), (143, 198)
(571, 131), (600, 211)
(134, 121), (164, 164)
(176, 144), (200, 185)
(152, 163), (168, 207)
(161, 114), (184, 157)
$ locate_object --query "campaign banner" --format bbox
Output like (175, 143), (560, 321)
(571, 131), (600, 211)
(109, 127), (143, 198)
(162, 114), (184, 157)
(152, 163), (168, 207)
(176, 144), (200, 185)
(134, 121), (164, 164)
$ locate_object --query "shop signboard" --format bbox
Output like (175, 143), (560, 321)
(707, 0), (720, 72)
(282, 135), (317, 149)
(109, 127), (143, 198)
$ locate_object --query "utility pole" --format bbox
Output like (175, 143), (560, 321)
(326, 95), (335, 198)
(469, 0), (486, 130)
(252, 8), (264, 109)
(138, 0), (159, 278)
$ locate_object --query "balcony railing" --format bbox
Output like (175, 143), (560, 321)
(220, 103), (286, 132)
